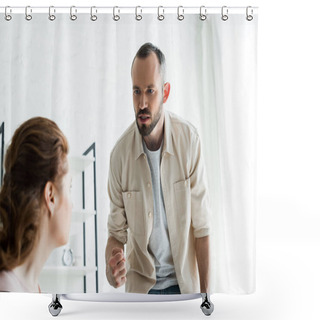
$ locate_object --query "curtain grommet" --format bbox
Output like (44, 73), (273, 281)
(246, 6), (254, 21)
(221, 6), (228, 21)
(200, 6), (207, 21)
(25, 6), (32, 21)
(135, 6), (142, 21)
(158, 6), (165, 21)
(91, 6), (98, 21)
(70, 6), (77, 21)
(177, 6), (184, 21)
(113, 6), (120, 21)
(4, 6), (12, 21)
(49, 6), (56, 21)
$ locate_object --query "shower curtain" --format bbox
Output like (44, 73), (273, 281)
(0, 7), (258, 295)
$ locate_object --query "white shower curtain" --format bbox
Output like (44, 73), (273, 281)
(0, 8), (258, 294)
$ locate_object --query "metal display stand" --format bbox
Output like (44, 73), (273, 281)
(81, 143), (99, 293)
(200, 293), (214, 316)
(48, 293), (214, 317)
(48, 294), (63, 317)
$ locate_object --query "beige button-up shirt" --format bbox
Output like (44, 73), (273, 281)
(107, 111), (211, 294)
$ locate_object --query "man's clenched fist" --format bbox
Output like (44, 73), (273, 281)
(106, 247), (127, 288)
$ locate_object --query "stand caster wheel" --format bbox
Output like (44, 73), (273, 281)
(200, 293), (214, 316)
(48, 294), (63, 317)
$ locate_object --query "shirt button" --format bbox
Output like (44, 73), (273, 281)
(148, 211), (152, 217)
(147, 182), (151, 188)
(127, 193), (131, 198)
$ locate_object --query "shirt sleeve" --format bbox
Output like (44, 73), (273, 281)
(189, 133), (212, 238)
(107, 151), (128, 244)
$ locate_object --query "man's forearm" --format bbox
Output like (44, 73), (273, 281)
(195, 235), (210, 293)
(106, 236), (124, 261)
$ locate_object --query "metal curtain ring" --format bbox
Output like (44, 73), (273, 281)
(200, 6), (207, 21)
(246, 6), (253, 21)
(91, 6), (97, 21)
(113, 6), (120, 21)
(135, 6), (142, 21)
(5, 6), (12, 21)
(158, 6), (164, 21)
(49, 6), (56, 21)
(25, 6), (32, 21)
(221, 6), (228, 21)
(177, 6), (184, 21)
(70, 6), (77, 21)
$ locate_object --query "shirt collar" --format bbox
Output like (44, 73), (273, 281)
(134, 110), (174, 160)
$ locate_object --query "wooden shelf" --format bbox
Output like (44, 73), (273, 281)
(69, 155), (95, 174)
(41, 266), (97, 277)
(71, 209), (96, 223)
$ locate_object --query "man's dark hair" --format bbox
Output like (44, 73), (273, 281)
(132, 42), (166, 82)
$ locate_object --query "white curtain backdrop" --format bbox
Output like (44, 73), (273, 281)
(0, 10), (258, 294)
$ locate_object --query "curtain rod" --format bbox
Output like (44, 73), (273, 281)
(0, 6), (258, 14)
(0, 6), (258, 22)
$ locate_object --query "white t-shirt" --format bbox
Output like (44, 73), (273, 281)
(143, 140), (178, 290)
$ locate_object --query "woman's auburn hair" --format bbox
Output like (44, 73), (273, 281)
(0, 117), (69, 271)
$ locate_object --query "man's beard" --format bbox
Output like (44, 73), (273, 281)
(136, 104), (163, 136)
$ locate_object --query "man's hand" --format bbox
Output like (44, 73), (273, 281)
(106, 247), (127, 288)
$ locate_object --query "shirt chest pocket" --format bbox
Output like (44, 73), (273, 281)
(122, 191), (146, 236)
(173, 178), (191, 227)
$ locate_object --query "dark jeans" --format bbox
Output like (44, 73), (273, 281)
(148, 285), (181, 295)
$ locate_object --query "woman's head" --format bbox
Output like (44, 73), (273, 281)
(0, 117), (71, 271)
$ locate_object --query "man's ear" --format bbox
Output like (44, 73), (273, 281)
(44, 181), (55, 218)
(163, 82), (171, 104)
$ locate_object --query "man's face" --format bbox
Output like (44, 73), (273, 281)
(131, 52), (164, 136)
